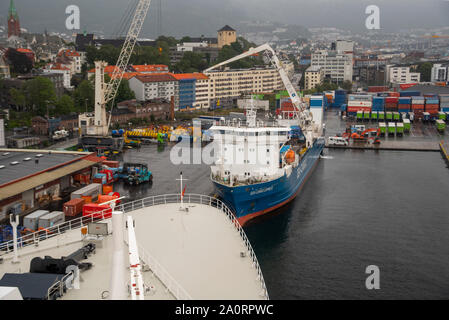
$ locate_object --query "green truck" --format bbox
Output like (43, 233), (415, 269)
(363, 111), (371, 121)
(379, 122), (386, 136)
(393, 112), (400, 121)
(388, 122), (396, 136)
(403, 119), (411, 133)
(357, 111), (363, 121)
(386, 112), (393, 121)
(396, 123), (404, 136)
(438, 112), (446, 121)
(371, 111), (378, 121)
(436, 120), (446, 133)
(378, 112), (385, 121)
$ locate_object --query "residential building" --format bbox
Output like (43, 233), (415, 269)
(431, 64), (448, 82)
(172, 74), (197, 110)
(311, 50), (353, 83)
(386, 65), (421, 84)
(87, 64), (169, 79)
(57, 49), (84, 74)
(194, 74), (211, 109)
(204, 67), (284, 108)
(218, 25), (237, 49)
(304, 66), (325, 90)
(43, 63), (73, 89)
(128, 73), (179, 108)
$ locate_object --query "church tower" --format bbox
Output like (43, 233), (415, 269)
(8, 0), (21, 38)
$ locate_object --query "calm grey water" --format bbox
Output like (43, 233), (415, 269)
(117, 145), (449, 299)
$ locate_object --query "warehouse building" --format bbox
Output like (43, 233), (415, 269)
(0, 149), (103, 221)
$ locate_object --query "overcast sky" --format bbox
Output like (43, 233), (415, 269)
(1, 0), (449, 36)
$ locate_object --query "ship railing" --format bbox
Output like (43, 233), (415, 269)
(0, 194), (269, 300)
(0, 211), (111, 256)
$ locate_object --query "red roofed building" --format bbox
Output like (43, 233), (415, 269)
(130, 64), (169, 74)
(16, 48), (35, 63)
(58, 49), (83, 73)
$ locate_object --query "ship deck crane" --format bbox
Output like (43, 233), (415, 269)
(204, 44), (318, 147)
(80, 0), (152, 137)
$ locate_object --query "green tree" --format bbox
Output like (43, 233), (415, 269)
(9, 88), (26, 111)
(340, 80), (353, 92)
(73, 80), (95, 112)
(174, 51), (208, 73)
(23, 77), (57, 116)
(416, 62), (432, 82)
(55, 94), (75, 116)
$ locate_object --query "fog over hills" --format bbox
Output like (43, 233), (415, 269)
(1, 0), (448, 37)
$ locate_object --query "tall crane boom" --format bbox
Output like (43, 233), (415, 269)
(104, 0), (152, 104)
(87, 0), (152, 137)
(205, 44), (316, 145)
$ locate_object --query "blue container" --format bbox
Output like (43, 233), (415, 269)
(399, 97), (412, 104)
(400, 91), (420, 97)
(340, 104), (347, 111)
(398, 108), (410, 113)
(310, 99), (324, 108)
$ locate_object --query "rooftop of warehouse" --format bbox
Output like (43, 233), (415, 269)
(401, 84), (449, 95)
(0, 149), (94, 187)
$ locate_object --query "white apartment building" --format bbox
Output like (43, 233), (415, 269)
(431, 64), (448, 82)
(311, 50), (353, 83)
(335, 40), (354, 53)
(194, 75), (211, 109)
(204, 67), (283, 104)
(304, 66), (325, 90)
(129, 74), (179, 107)
(43, 63), (73, 89)
(386, 65), (421, 84)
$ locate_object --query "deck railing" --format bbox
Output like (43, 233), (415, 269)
(0, 194), (269, 300)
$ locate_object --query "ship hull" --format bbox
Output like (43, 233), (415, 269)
(212, 138), (325, 226)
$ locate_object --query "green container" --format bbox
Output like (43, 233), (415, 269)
(403, 119), (411, 132)
(438, 112), (446, 120)
(378, 112), (385, 120)
(393, 112), (400, 121)
(379, 122), (386, 135)
(386, 112), (393, 121)
(436, 119), (446, 132)
(371, 111), (378, 120)
(357, 111), (363, 121)
(388, 122), (396, 135)
(363, 111), (370, 120)
(396, 123), (404, 135)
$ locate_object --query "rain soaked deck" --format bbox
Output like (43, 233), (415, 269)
(128, 202), (266, 300)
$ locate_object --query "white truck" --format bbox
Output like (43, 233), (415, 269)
(52, 130), (69, 141)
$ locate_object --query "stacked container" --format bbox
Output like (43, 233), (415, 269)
(385, 97), (398, 112)
(411, 96), (425, 119)
(398, 97), (411, 113)
(372, 97), (385, 112)
(400, 91), (421, 97)
(38, 211), (65, 229)
(347, 94), (372, 114)
(23, 210), (50, 231)
(439, 94), (449, 112)
(425, 96), (440, 117)
(332, 90), (347, 108)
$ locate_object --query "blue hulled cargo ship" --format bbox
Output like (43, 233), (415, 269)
(211, 137), (325, 226)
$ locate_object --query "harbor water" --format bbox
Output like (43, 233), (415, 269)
(116, 145), (449, 299)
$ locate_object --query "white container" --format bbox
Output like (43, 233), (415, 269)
(38, 211), (65, 229)
(23, 210), (49, 231)
(71, 183), (102, 200)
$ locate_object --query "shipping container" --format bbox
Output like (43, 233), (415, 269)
(82, 204), (112, 219)
(102, 160), (119, 168)
(71, 183), (102, 201)
(400, 91), (421, 97)
(23, 210), (49, 231)
(38, 211), (65, 229)
(63, 198), (85, 217)
(368, 86), (389, 93)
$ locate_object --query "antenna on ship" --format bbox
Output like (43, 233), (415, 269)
(177, 172), (188, 211)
